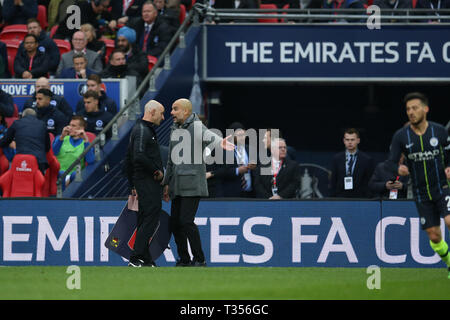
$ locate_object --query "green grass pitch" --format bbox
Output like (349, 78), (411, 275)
(0, 266), (448, 300)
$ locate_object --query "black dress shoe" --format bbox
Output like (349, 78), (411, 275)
(175, 259), (191, 267)
(191, 260), (207, 267)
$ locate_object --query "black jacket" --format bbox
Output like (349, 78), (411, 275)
(330, 150), (375, 198)
(127, 16), (173, 58)
(79, 109), (114, 139)
(0, 89), (15, 117)
(23, 92), (73, 119)
(34, 105), (69, 137)
(18, 31), (61, 74)
(369, 161), (409, 199)
(14, 49), (50, 79)
(0, 115), (50, 166)
(2, 0), (38, 24)
(253, 157), (300, 199)
(124, 119), (163, 189)
(76, 91), (118, 116)
(100, 64), (141, 82)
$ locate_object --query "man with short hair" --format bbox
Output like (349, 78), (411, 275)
(56, 31), (103, 76)
(18, 18), (61, 75)
(127, 1), (172, 57)
(124, 100), (165, 267)
(14, 34), (50, 79)
(23, 77), (73, 119)
(79, 90), (114, 139)
(253, 137), (300, 199)
(100, 49), (140, 80)
(59, 53), (98, 79)
(385, 92), (450, 278)
(75, 74), (118, 115)
(34, 88), (69, 136)
(330, 128), (374, 198)
(53, 115), (95, 186)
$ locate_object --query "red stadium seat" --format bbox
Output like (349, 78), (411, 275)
(179, 4), (186, 24)
(0, 154), (45, 197)
(4, 39), (21, 76)
(37, 5), (48, 30)
(86, 132), (96, 143)
(147, 55), (157, 71)
(101, 38), (115, 64)
(53, 39), (72, 56)
(258, 4), (278, 23)
(0, 24), (28, 41)
(43, 149), (60, 197)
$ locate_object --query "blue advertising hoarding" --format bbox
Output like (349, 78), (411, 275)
(0, 79), (123, 113)
(205, 25), (450, 81)
(0, 199), (447, 268)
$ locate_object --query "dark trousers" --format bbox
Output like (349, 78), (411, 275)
(170, 196), (205, 263)
(130, 178), (162, 263)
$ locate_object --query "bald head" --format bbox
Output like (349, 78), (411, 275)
(143, 100), (165, 125)
(35, 77), (50, 92)
(171, 98), (193, 125)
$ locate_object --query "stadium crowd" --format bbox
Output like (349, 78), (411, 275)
(0, 0), (447, 198)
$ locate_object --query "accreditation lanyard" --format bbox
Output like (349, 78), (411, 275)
(272, 160), (283, 188)
(28, 54), (35, 71)
(123, 0), (134, 14)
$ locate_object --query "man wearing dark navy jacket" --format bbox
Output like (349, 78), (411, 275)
(330, 128), (374, 198)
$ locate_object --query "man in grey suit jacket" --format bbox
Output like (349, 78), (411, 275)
(56, 31), (103, 76)
(162, 98), (234, 267)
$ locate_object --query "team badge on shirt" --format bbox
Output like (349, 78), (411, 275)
(429, 137), (438, 147)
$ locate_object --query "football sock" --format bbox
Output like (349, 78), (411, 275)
(429, 239), (450, 267)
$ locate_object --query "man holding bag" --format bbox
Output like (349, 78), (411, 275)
(124, 100), (165, 267)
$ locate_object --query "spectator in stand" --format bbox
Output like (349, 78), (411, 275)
(153, 0), (180, 35)
(211, 122), (257, 198)
(329, 128), (375, 198)
(0, 108), (50, 174)
(213, 0), (259, 22)
(369, 156), (409, 199)
(115, 26), (149, 81)
(100, 49), (141, 81)
(80, 23), (107, 67)
(253, 137), (299, 199)
(53, 0), (114, 41)
(283, 0), (323, 8)
(79, 90), (113, 139)
(415, 0), (450, 22)
(14, 34), (50, 79)
(23, 77), (73, 119)
(59, 53), (98, 79)
(323, 0), (365, 22)
(3, 0), (37, 25)
(33, 88), (69, 136)
(47, 0), (76, 31)
(75, 74), (118, 115)
(53, 115), (95, 187)
(110, 0), (145, 25)
(0, 41), (11, 79)
(373, 0), (412, 10)
(18, 18), (61, 75)
(56, 31), (103, 76)
(127, 1), (172, 58)
(0, 89), (15, 118)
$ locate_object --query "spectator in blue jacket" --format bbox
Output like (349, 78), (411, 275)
(0, 89), (15, 118)
(75, 74), (118, 115)
(17, 18), (61, 75)
(0, 108), (50, 174)
(3, 0), (37, 25)
(59, 53), (98, 79)
(78, 90), (114, 139)
(14, 34), (50, 79)
(34, 88), (69, 137)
